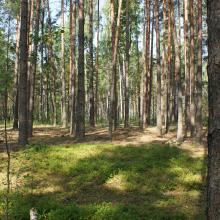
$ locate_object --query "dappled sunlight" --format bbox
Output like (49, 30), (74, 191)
(0, 141), (206, 219)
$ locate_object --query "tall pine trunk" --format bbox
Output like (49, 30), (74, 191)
(13, 14), (20, 130)
(88, 0), (95, 127)
(189, 0), (196, 137)
(76, 0), (85, 139)
(28, 0), (41, 137)
(207, 0), (220, 218)
(18, 0), (29, 146)
(155, 0), (162, 135)
(61, 0), (67, 128)
(196, 0), (202, 140)
(70, 0), (76, 134)
(124, 0), (130, 128)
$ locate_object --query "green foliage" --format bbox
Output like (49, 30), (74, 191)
(0, 142), (206, 219)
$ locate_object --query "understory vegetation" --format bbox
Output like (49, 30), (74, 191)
(0, 138), (206, 219)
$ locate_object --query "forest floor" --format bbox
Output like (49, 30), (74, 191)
(0, 125), (207, 219)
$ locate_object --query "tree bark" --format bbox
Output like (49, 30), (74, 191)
(109, 0), (122, 138)
(207, 0), (220, 218)
(61, 0), (67, 128)
(184, 0), (190, 135)
(189, 0), (196, 137)
(88, 0), (95, 127)
(28, 0), (41, 137)
(18, 0), (29, 146)
(70, 0), (76, 134)
(155, 0), (162, 136)
(13, 14), (20, 130)
(76, 0), (85, 139)
(124, 0), (130, 128)
(196, 0), (202, 140)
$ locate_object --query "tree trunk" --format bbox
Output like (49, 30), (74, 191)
(124, 0), (130, 128)
(18, 0), (29, 146)
(95, 0), (100, 124)
(184, 0), (190, 135)
(207, 0), (220, 218)
(155, 0), (162, 135)
(196, 0), (202, 140)
(28, 0), (41, 137)
(88, 0), (95, 127)
(189, 0), (196, 137)
(148, 2), (154, 125)
(176, 0), (185, 142)
(70, 0), (76, 134)
(76, 0), (85, 139)
(61, 0), (67, 128)
(109, 0), (122, 138)
(13, 14), (20, 130)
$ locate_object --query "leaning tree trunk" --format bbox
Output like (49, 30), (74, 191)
(207, 0), (220, 218)
(18, 0), (29, 146)
(76, 0), (85, 139)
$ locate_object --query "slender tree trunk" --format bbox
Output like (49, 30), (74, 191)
(61, 0), (67, 128)
(184, 0), (190, 135)
(124, 0), (130, 128)
(28, 0), (41, 137)
(155, 0), (162, 135)
(70, 0), (76, 134)
(207, 0), (220, 218)
(196, 0), (202, 140)
(148, 2), (154, 125)
(189, 0), (196, 137)
(162, 0), (167, 131)
(88, 0), (95, 127)
(109, 0), (122, 138)
(13, 14), (20, 130)
(18, 0), (29, 146)
(176, 0), (185, 141)
(76, 0), (85, 139)
(95, 0), (100, 124)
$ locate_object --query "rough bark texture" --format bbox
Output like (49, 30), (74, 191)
(207, 0), (220, 219)
(76, 0), (85, 139)
(18, 0), (29, 146)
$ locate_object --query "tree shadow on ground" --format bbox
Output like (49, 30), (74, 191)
(1, 142), (206, 220)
